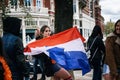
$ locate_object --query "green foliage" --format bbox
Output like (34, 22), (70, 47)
(0, 1), (10, 19)
(104, 21), (115, 36)
(0, 1), (6, 17)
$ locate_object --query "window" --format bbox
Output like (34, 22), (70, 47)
(25, 20), (37, 26)
(10, 0), (17, 6)
(80, 20), (82, 27)
(73, 19), (77, 25)
(25, 0), (31, 6)
(80, 29), (83, 35)
(25, 20), (30, 26)
(39, 21), (48, 26)
(73, 0), (76, 13)
(37, 0), (41, 7)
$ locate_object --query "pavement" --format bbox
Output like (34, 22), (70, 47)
(73, 70), (93, 80)
(30, 69), (94, 80)
(30, 69), (105, 80)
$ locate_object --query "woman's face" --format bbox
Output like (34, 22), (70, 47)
(116, 21), (120, 35)
(43, 27), (51, 38)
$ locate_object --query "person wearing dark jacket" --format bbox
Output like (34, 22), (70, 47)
(2, 17), (30, 80)
(87, 25), (105, 80)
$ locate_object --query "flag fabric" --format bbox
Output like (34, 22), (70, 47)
(24, 27), (91, 75)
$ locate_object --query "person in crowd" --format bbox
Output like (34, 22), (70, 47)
(2, 17), (30, 80)
(102, 64), (111, 80)
(0, 37), (12, 80)
(104, 19), (120, 80)
(31, 28), (46, 80)
(87, 25), (105, 80)
(31, 25), (72, 80)
(34, 28), (41, 40)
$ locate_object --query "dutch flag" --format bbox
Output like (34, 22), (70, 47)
(24, 27), (91, 75)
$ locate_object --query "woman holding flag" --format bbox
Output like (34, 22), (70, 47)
(31, 25), (72, 80)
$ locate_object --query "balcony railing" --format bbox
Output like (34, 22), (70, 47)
(7, 6), (48, 14)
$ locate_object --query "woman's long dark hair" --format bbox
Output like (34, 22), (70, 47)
(90, 25), (103, 39)
(36, 25), (50, 40)
(113, 19), (120, 37)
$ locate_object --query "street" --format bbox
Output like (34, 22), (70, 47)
(30, 69), (104, 80)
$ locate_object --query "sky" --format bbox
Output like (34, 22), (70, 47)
(99, 0), (120, 23)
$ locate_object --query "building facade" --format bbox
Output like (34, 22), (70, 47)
(0, 0), (104, 47)
(2, 0), (55, 47)
(73, 0), (104, 42)
(73, 0), (95, 42)
(94, 0), (104, 31)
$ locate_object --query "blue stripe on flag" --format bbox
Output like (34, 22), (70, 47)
(47, 47), (91, 75)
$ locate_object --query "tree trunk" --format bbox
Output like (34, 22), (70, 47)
(55, 0), (73, 33)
